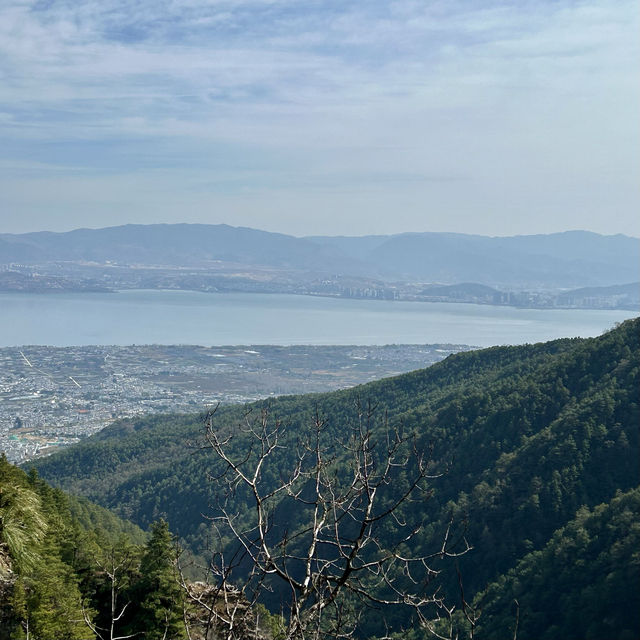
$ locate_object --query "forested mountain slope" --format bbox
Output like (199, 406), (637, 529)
(476, 486), (640, 640)
(31, 318), (640, 637)
(0, 456), (149, 638)
(1, 456), (284, 640)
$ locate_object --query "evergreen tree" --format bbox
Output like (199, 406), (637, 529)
(134, 519), (185, 640)
(21, 553), (90, 640)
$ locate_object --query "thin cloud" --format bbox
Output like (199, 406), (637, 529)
(0, 0), (637, 235)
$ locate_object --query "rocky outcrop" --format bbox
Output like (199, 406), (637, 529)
(184, 581), (274, 640)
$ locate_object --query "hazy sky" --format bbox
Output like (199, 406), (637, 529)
(1, 0), (638, 237)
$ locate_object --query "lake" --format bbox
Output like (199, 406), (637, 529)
(0, 290), (636, 347)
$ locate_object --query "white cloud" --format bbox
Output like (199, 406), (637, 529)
(0, 0), (638, 235)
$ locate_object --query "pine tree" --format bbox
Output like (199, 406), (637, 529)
(134, 520), (185, 640)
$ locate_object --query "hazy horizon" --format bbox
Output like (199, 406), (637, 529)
(1, 0), (638, 238)
(2, 222), (640, 242)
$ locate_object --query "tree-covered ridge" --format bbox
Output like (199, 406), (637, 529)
(64, 493), (148, 546)
(475, 487), (640, 640)
(30, 318), (640, 637)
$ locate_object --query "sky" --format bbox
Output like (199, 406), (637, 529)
(0, 0), (638, 238)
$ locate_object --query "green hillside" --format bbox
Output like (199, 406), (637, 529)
(0, 456), (160, 639)
(30, 317), (640, 637)
(475, 486), (640, 640)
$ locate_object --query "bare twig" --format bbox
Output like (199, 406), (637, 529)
(196, 400), (466, 639)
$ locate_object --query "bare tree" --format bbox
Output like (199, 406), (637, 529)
(185, 399), (470, 640)
(82, 543), (142, 640)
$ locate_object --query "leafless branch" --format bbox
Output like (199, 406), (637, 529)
(196, 399), (466, 639)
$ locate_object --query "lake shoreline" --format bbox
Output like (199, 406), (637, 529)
(1, 290), (636, 348)
(1, 284), (637, 312)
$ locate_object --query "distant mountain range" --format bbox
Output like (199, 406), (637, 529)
(309, 230), (640, 287)
(1, 224), (638, 289)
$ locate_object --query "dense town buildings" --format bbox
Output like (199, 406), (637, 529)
(0, 343), (469, 462)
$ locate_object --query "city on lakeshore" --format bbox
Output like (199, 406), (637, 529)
(0, 342), (471, 462)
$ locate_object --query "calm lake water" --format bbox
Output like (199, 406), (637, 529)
(0, 290), (636, 347)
